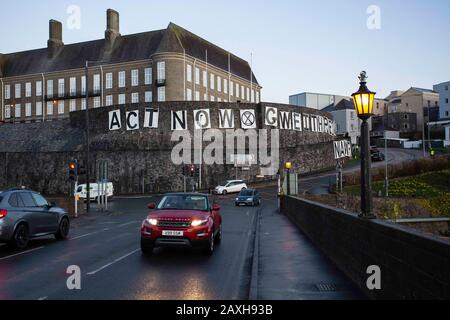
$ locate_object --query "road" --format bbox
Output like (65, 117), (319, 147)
(299, 148), (425, 195)
(0, 186), (363, 300)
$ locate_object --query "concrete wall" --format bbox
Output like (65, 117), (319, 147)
(0, 102), (337, 195)
(282, 196), (450, 299)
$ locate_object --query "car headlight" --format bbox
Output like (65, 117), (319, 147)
(247, 198), (253, 201)
(146, 218), (158, 226)
(191, 219), (209, 227)
(236, 198), (239, 201)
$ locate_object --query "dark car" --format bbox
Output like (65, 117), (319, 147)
(141, 193), (222, 256)
(235, 189), (261, 207)
(371, 150), (385, 162)
(0, 189), (70, 250)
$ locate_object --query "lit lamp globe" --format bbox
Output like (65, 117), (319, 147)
(351, 71), (376, 120)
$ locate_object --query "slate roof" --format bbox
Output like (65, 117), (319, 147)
(0, 23), (259, 85)
(409, 87), (437, 94)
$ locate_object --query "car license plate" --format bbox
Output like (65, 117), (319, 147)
(162, 230), (184, 237)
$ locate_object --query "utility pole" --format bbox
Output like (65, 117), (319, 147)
(384, 131), (389, 197)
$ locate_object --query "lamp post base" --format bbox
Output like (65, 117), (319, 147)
(358, 213), (377, 220)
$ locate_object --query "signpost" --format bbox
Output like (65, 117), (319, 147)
(96, 160), (109, 212)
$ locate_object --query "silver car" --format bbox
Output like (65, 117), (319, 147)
(0, 189), (70, 250)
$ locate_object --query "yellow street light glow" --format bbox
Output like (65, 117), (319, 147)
(285, 162), (292, 170)
(351, 71), (376, 118)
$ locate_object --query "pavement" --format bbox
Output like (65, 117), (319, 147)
(0, 185), (364, 300)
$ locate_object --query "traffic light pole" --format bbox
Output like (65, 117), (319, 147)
(85, 61), (91, 213)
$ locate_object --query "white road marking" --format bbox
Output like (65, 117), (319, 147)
(86, 248), (140, 275)
(0, 246), (45, 261)
(37, 296), (48, 301)
(69, 228), (110, 241)
(117, 221), (140, 228)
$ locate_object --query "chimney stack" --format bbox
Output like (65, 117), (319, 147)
(105, 9), (121, 51)
(47, 19), (64, 57)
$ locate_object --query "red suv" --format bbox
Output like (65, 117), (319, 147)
(141, 193), (222, 256)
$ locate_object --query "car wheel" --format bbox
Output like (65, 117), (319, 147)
(141, 239), (154, 255)
(241, 187), (247, 192)
(203, 232), (214, 256)
(9, 224), (29, 250)
(223, 190), (227, 195)
(54, 217), (70, 240)
(215, 224), (222, 244)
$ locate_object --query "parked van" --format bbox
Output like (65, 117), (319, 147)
(75, 183), (114, 201)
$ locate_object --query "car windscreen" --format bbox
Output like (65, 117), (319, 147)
(76, 186), (83, 192)
(157, 195), (209, 211)
(239, 190), (254, 196)
(219, 181), (229, 187)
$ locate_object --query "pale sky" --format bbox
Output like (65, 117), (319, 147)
(1, 0), (449, 103)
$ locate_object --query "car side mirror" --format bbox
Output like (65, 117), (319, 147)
(212, 204), (220, 211)
(148, 203), (156, 210)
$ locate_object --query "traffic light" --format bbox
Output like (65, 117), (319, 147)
(195, 166), (200, 177)
(190, 165), (195, 177)
(68, 162), (78, 181)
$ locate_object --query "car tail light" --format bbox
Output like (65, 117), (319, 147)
(0, 209), (7, 219)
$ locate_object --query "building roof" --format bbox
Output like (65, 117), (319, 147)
(0, 23), (259, 85)
(405, 87), (437, 94)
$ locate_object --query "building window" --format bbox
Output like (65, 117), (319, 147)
(186, 88), (192, 101)
(131, 92), (139, 104)
(210, 74), (215, 90)
(427, 100), (431, 107)
(47, 102), (53, 115)
(158, 87), (166, 102)
(203, 71), (207, 87)
(195, 67), (200, 85)
(230, 81), (234, 96)
(157, 61), (166, 81)
(217, 76), (222, 92)
(58, 79), (65, 98)
(25, 103), (32, 117)
(93, 74), (101, 94)
(252, 89), (255, 103)
(5, 85), (11, 99)
(58, 100), (65, 114)
(446, 98), (449, 104)
(145, 68), (152, 85)
(404, 124), (409, 129)
(106, 95), (113, 107)
(81, 76), (86, 95)
(187, 64), (192, 83)
(70, 99), (76, 112)
(241, 86), (245, 100)
(246, 88), (250, 101)
(210, 96), (215, 102)
(131, 69), (139, 87)
(236, 84), (240, 98)
(404, 114), (408, 120)
(25, 83), (32, 97)
(218, 97), (222, 102)
(106, 73), (113, 89)
(224, 79), (228, 94)
(47, 80), (53, 98)
(118, 71), (126, 88)
(5, 105), (11, 119)
(203, 93), (208, 101)
(93, 97), (101, 108)
(445, 85), (449, 91)
(118, 94), (126, 105)
(15, 83), (21, 98)
(36, 102), (42, 116)
(70, 77), (76, 96)
(15, 104), (21, 118)
(145, 91), (153, 103)
(81, 99), (86, 110)
(195, 91), (200, 101)
(256, 91), (260, 103)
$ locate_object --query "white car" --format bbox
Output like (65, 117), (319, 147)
(75, 182), (114, 201)
(214, 180), (247, 195)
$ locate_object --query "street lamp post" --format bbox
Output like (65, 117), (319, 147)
(352, 71), (376, 219)
(85, 61), (91, 213)
(285, 161), (292, 196)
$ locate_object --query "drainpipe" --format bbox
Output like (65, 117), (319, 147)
(100, 65), (104, 107)
(42, 73), (46, 122)
(193, 58), (197, 101)
(183, 49), (186, 100)
(0, 78), (4, 122)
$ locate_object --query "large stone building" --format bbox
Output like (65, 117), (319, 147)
(0, 9), (262, 123)
(433, 81), (450, 120)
